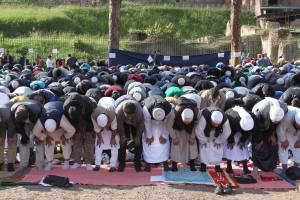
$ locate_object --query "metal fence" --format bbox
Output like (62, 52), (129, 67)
(0, 35), (299, 62)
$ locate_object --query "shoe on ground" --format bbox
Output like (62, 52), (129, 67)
(86, 164), (93, 171)
(62, 161), (70, 170)
(214, 184), (224, 195)
(70, 162), (80, 169)
(223, 183), (233, 194)
(93, 165), (100, 171)
(109, 167), (117, 172)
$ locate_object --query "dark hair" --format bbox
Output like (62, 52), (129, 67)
(68, 106), (81, 121)
(292, 98), (300, 108)
(124, 102), (137, 114)
(262, 84), (275, 97)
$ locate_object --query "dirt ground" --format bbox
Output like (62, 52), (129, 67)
(0, 185), (298, 200)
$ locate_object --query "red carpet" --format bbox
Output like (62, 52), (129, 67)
(22, 164), (162, 186)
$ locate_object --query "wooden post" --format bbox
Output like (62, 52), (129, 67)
(108, 0), (121, 50)
(230, 0), (242, 67)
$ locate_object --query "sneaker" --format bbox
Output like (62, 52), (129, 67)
(45, 163), (53, 171)
(109, 167), (117, 172)
(62, 161), (70, 170)
(52, 159), (60, 165)
(70, 162), (80, 169)
(93, 165), (100, 171)
(223, 183), (233, 194)
(214, 184), (224, 195)
(85, 164), (93, 171)
(7, 163), (14, 172)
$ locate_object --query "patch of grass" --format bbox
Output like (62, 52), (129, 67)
(0, 4), (256, 39)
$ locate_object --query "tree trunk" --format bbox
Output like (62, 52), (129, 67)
(230, 0), (242, 67)
(109, 0), (121, 50)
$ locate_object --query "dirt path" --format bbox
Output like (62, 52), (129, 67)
(0, 185), (298, 200)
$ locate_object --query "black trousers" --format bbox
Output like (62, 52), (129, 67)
(118, 123), (142, 166)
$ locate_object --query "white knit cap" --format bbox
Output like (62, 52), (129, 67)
(97, 114), (108, 128)
(177, 77), (185, 86)
(152, 107), (165, 121)
(181, 108), (194, 123)
(269, 107), (285, 122)
(132, 92), (142, 102)
(211, 111), (223, 124)
(44, 119), (57, 133)
(225, 91), (235, 99)
(11, 80), (19, 89)
(234, 86), (249, 97)
(74, 77), (81, 85)
(91, 76), (98, 84)
(295, 110), (300, 125)
(0, 92), (10, 104)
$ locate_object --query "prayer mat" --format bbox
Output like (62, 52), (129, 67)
(22, 163), (162, 186)
(233, 169), (295, 189)
(208, 169), (239, 188)
(163, 166), (214, 185)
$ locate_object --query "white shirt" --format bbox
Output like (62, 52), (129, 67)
(46, 58), (53, 68)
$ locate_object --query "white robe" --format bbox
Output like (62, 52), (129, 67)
(196, 116), (231, 165)
(223, 132), (250, 161)
(142, 107), (170, 163)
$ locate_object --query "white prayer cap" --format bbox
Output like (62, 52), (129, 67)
(97, 114), (108, 128)
(177, 77), (185, 86)
(74, 77), (81, 85)
(91, 76), (98, 84)
(181, 108), (194, 123)
(11, 80), (19, 89)
(276, 78), (284, 85)
(240, 116), (254, 131)
(295, 110), (300, 125)
(269, 107), (285, 122)
(211, 111), (223, 124)
(152, 107), (165, 121)
(44, 119), (56, 133)
(234, 86), (249, 97)
(13, 86), (33, 97)
(98, 97), (116, 108)
(225, 71), (232, 76)
(0, 92), (10, 104)
(225, 90), (235, 99)
(132, 92), (142, 102)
